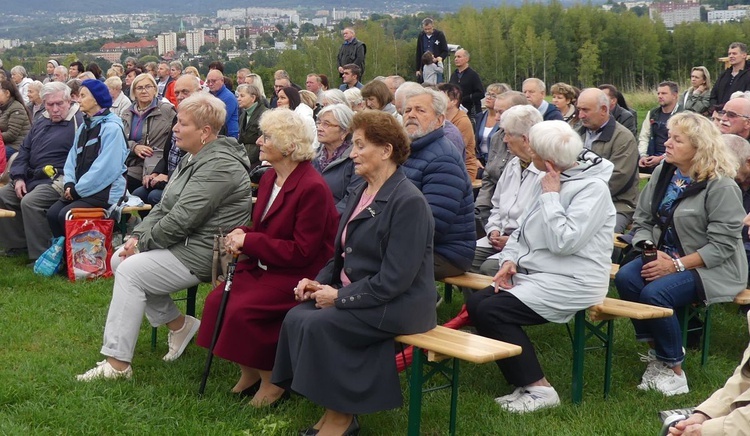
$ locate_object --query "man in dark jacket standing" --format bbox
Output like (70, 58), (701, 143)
(0, 82), (83, 261)
(449, 49), (484, 120)
(401, 86), (475, 280)
(415, 17), (450, 83)
(337, 28), (366, 82)
(710, 42), (750, 108)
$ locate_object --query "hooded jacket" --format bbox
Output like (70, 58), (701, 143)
(498, 150), (616, 323)
(63, 110), (128, 205)
(132, 136), (252, 283)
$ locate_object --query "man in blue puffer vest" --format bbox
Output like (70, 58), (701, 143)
(401, 87), (476, 280)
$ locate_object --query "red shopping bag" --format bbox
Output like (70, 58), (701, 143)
(65, 208), (114, 282)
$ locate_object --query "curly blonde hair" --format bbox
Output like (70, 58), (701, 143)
(667, 111), (737, 181)
(258, 108), (315, 162)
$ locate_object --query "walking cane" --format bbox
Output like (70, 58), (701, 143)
(199, 254), (239, 396)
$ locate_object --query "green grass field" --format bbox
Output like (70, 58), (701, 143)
(1, 254), (748, 435)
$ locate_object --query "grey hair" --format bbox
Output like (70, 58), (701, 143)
(321, 89), (347, 106)
(422, 17), (434, 26)
(403, 86), (448, 116)
(723, 134), (750, 168)
(169, 60), (183, 70)
(28, 80), (43, 94)
(523, 78), (546, 94)
(54, 65), (69, 80)
(105, 76), (122, 91)
(317, 103), (354, 131)
(730, 91), (750, 101)
(529, 121), (583, 170)
(259, 108), (315, 162)
(41, 81), (72, 102)
(246, 73), (265, 98)
(496, 90), (529, 107)
(394, 81), (423, 110)
(343, 88), (363, 108)
(10, 65), (27, 78)
(237, 83), (261, 99)
(500, 105), (543, 137)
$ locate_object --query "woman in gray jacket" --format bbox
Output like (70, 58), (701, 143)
(616, 112), (747, 397)
(76, 93), (252, 381)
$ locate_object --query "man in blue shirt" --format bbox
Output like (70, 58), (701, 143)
(206, 69), (239, 138)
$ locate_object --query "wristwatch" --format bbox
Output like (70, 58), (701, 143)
(674, 257), (686, 272)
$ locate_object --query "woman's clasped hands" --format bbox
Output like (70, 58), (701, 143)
(294, 278), (338, 308)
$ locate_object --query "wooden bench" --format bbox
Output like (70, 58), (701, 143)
(0, 209), (16, 218)
(439, 264), (673, 404)
(118, 205), (152, 238)
(396, 326), (521, 435)
(471, 179), (482, 190)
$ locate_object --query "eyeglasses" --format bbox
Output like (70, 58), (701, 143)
(135, 85), (155, 92)
(206, 79), (221, 84)
(485, 93), (498, 98)
(719, 110), (750, 119)
(315, 120), (341, 129)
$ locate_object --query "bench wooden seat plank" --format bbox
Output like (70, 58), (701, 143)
(0, 209), (16, 218)
(735, 289), (750, 305)
(397, 326), (521, 435)
(122, 205), (152, 213)
(613, 234), (628, 249)
(590, 297), (673, 321)
(442, 272), (492, 291)
(396, 326), (521, 364)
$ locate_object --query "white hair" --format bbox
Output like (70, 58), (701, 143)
(529, 120), (583, 170)
(403, 86), (448, 116)
(321, 89), (347, 106)
(500, 105), (543, 137)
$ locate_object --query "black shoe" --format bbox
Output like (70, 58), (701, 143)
(3, 248), (27, 257)
(343, 415), (360, 436)
(237, 380), (261, 398)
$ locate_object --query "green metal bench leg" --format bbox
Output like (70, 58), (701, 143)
(701, 306), (712, 366)
(603, 319), (614, 398)
(449, 358), (459, 436)
(407, 346), (425, 436)
(444, 283), (453, 304)
(186, 285), (198, 317)
(150, 285), (199, 352)
(571, 310), (586, 404)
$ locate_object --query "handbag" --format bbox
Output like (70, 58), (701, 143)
(65, 208), (114, 281)
(33, 236), (66, 277)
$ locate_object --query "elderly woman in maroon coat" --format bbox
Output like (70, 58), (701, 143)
(196, 108), (338, 407)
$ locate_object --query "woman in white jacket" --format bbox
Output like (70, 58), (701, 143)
(466, 120), (616, 414)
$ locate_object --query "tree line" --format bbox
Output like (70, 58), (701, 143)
(259, 2), (750, 92)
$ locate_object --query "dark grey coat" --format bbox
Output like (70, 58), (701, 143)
(312, 141), (363, 214)
(316, 168), (437, 334)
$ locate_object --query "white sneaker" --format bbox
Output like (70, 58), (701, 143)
(637, 349), (659, 390)
(76, 360), (132, 381)
(500, 386), (560, 413)
(494, 387), (525, 404)
(643, 362), (689, 396)
(163, 315), (201, 362)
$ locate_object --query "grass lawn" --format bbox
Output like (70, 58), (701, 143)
(1, 254), (748, 435)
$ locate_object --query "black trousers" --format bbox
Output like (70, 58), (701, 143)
(466, 287), (548, 387)
(47, 196), (110, 237)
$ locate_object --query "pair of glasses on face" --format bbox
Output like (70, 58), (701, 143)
(135, 85), (155, 92)
(315, 120), (340, 129)
(719, 110), (750, 119)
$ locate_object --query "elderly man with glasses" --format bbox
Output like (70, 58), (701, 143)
(637, 81), (683, 174)
(718, 94), (750, 140)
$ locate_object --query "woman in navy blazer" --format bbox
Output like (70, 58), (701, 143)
(272, 110), (437, 436)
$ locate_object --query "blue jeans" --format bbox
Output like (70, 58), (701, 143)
(132, 186), (163, 206)
(614, 257), (698, 366)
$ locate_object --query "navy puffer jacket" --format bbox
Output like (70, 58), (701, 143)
(402, 127), (476, 271)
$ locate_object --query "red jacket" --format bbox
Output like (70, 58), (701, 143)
(238, 161), (339, 281)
